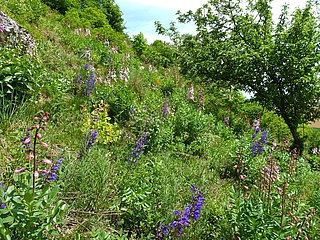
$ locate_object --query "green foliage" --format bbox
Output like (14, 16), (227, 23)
(0, 46), (41, 102)
(132, 32), (148, 57)
(81, 101), (120, 144)
(65, 7), (110, 29)
(144, 40), (177, 68)
(0, 176), (67, 240)
(157, 0), (320, 152)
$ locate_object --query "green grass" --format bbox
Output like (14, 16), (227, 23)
(0, 1), (320, 239)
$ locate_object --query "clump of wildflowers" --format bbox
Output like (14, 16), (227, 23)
(252, 130), (268, 156)
(76, 63), (95, 95)
(78, 129), (98, 160)
(41, 158), (64, 181)
(16, 111), (62, 196)
(224, 116), (230, 127)
(162, 100), (169, 118)
(127, 133), (148, 163)
(186, 84), (194, 101)
(251, 118), (268, 156)
(154, 184), (205, 239)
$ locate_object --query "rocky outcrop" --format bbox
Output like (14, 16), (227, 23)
(0, 10), (34, 47)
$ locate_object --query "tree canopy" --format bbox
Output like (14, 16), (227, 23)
(156, 0), (320, 152)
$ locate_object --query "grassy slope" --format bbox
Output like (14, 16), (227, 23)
(0, 1), (320, 239)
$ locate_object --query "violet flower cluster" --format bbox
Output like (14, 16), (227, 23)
(251, 118), (268, 156)
(252, 130), (269, 156)
(41, 158), (64, 181)
(77, 64), (95, 95)
(127, 133), (148, 163)
(162, 100), (169, 118)
(79, 130), (98, 159)
(154, 184), (205, 239)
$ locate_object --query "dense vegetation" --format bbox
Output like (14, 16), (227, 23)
(0, 0), (319, 239)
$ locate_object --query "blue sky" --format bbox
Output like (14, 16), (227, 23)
(116, 0), (307, 43)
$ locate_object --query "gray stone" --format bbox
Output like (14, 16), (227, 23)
(0, 10), (34, 48)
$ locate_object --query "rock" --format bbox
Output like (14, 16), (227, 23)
(0, 10), (34, 49)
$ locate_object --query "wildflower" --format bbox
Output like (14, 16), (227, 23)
(224, 116), (230, 127)
(154, 185), (205, 238)
(312, 147), (319, 155)
(85, 50), (90, 59)
(148, 65), (152, 72)
(85, 28), (91, 36)
(14, 168), (27, 174)
(104, 38), (110, 46)
(252, 118), (260, 132)
(0, 23), (4, 33)
(42, 158), (64, 182)
(186, 85), (195, 101)
(162, 100), (169, 118)
(127, 133), (148, 163)
(86, 130), (98, 150)
(74, 28), (79, 35)
(198, 89), (204, 110)
(252, 130), (268, 156)
(85, 71), (95, 95)
(129, 107), (135, 115)
(21, 131), (31, 148)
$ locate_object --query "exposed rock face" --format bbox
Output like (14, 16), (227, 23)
(0, 10), (34, 47)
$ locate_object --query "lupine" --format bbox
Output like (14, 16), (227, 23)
(252, 130), (268, 156)
(85, 70), (95, 95)
(41, 158), (64, 181)
(78, 130), (98, 159)
(162, 100), (169, 118)
(127, 133), (148, 163)
(154, 184), (205, 239)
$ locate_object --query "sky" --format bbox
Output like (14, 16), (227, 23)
(116, 0), (307, 43)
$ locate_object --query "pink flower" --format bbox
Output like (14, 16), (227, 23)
(42, 159), (52, 165)
(40, 142), (49, 147)
(14, 168), (27, 174)
(34, 171), (39, 179)
(24, 137), (31, 145)
(36, 132), (42, 140)
(34, 117), (41, 121)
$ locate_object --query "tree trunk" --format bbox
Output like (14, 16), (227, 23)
(282, 116), (304, 153)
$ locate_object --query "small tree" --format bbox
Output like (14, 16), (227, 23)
(132, 32), (148, 57)
(156, 0), (320, 152)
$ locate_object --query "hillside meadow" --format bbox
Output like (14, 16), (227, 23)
(1, 1), (320, 239)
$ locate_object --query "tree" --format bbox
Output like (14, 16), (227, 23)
(132, 32), (148, 57)
(156, 0), (320, 152)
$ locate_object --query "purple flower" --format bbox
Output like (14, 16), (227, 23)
(162, 100), (169, 118)
(85, 71), (95, 95)
(21, 131), (31, 149)
(252, 130), (268, 156)
(154, 184), (205, 238)
(224, 116), (230, 127)
(127, 133), (148, 163)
